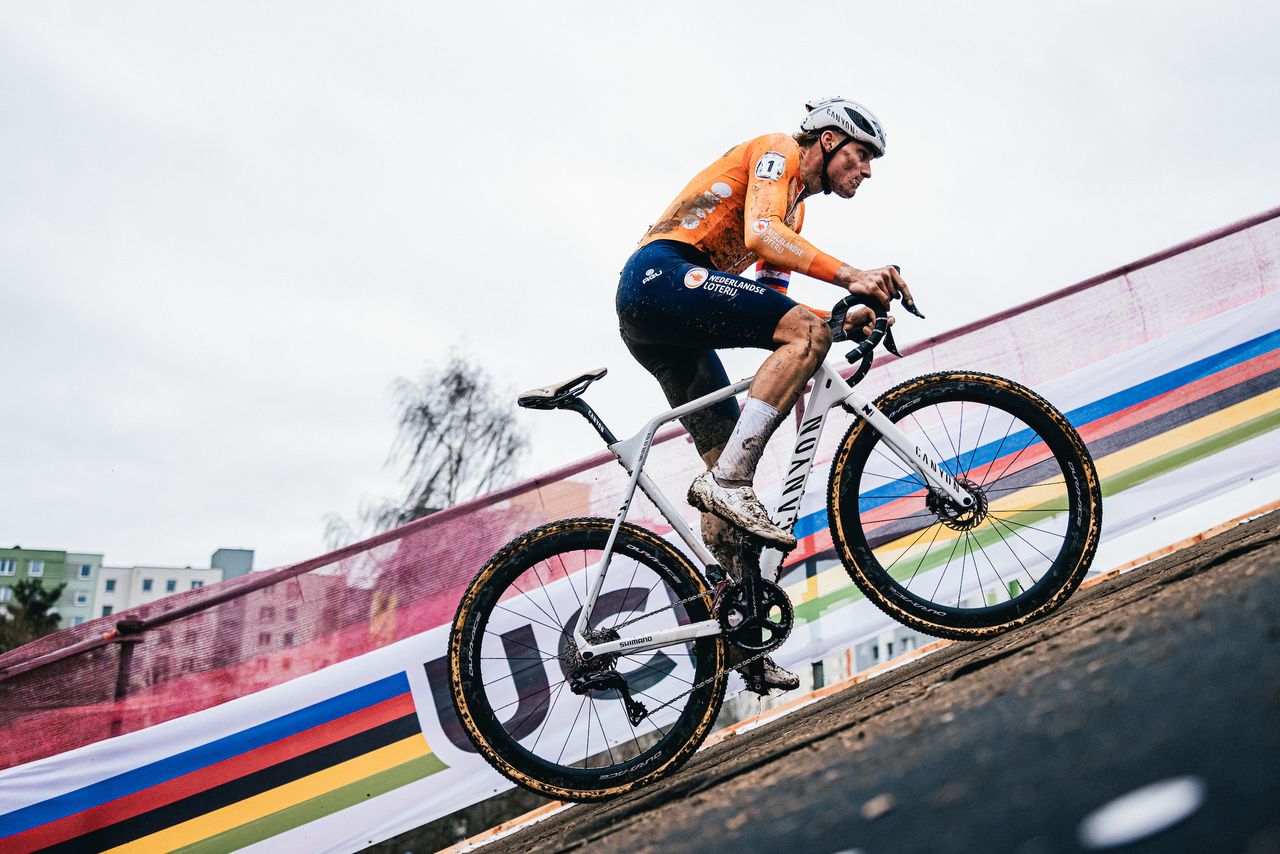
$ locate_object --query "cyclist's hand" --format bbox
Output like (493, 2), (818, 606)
(836, 265), (913, 308)
(843, 305), (896, 339)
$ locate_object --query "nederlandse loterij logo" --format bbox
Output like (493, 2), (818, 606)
(752, 219), (769, 234)
(684, 267), (708, 288)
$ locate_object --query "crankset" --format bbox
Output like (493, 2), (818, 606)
(716, 577), (793, 654)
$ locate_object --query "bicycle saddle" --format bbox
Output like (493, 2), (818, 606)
(518, 367), (608, 410)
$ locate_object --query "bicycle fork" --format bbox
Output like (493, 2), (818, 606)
(841, 387), (977, 509)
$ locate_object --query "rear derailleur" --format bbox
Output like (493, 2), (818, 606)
(561, 628), (649, 726)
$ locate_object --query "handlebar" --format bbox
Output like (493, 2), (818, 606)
(827, 265), (923, 383)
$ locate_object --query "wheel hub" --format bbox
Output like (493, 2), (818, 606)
(560, 628), (618, 685)
(926, 476), (989, 531)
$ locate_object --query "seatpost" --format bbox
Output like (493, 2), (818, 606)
(563, 398), (618, 446)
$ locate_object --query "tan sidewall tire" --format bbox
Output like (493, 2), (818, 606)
(827, 371), (1103, 640)
(448, 517), (726, 801)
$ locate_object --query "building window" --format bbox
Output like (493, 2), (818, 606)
(78, 564), (93, 579)
(74, 591), (89, 606)
(285, 606), (298, 622)
(0, 560), (14, 576)
(142, 579), (153, 592)
(191, 580), (204, 589)
(282, 631), (296, 648)
(260, 606), (276, 622)
(166, 579), (177, 593)
(73, 616), (85, 626)
(105, 579), (117, 592)
(0, 587), (12, 603)
(28, 560), (44, 577)
(102, 605), (114, 617)
(258, 632), (272, 646)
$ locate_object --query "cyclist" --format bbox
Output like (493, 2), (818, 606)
(616, 97), (911, 691)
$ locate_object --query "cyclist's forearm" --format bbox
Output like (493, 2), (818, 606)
(743, 216), (845, 283)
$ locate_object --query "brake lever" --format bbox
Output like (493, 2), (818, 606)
(882, 325), (902, 357)
(890, 264), (925, 319)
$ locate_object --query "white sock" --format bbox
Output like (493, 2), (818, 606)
(712, 397), (784, 487)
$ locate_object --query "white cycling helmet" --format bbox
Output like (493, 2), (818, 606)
(801, 97), (887, 157)
(801, 97), (886, 195)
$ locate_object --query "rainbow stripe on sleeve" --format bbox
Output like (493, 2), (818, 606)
(0, 672), (445, 853)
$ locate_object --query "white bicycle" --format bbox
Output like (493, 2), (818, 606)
(449, 296), (1102, 801)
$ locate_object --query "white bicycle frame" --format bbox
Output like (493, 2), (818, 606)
(572, 359), (976, 663)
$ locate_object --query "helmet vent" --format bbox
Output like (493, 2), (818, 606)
(844, 107), (876, 136)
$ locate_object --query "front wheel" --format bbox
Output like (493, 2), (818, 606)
(828, 371), (1102, 639)
(449, 518), (726, 801)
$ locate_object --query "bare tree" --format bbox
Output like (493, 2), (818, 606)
(328, 351), (529, 545)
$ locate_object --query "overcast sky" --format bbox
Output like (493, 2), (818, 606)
(2, 2), (1277, 570)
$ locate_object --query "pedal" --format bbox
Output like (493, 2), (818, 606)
(741, 659), (769, 696)
(705, 563), (726, 586)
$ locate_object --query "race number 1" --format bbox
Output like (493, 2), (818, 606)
(754, 151), (787, 181)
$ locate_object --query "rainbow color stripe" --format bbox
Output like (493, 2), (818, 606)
(0, 673), (445, 853)
(781, 326), (1280, 619)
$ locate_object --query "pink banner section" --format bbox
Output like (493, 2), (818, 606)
(1, 206), (1277, 772)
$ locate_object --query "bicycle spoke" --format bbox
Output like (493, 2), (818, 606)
(985, 513), (1069, 539)
(493, 602), (563, 636)
(865, 510), (944, 523)
(986, 429), (1040, 488)
(987, 516), (1048, 587)
(989, 515), (1058, 566)
(929, 528), (966, 601)
(590, 700), (616, 767)
(556, 695), (588, 766)
(912, 410), (957, 480)
(527, 679), (570, 754)
(880, 517), (938, 573)
(481, 653), (558, 689)
(965, 404), (993, 477)
(975, 527), (1012, 602)
(506, 572), (565, 632)
(528, 556), (565, 631)
(982, 480), (1068, 493)
(978, 417), (1019, 488)
(936, 404), (964, 478)
(956, 530), (971, 608)
(870, 444), (928, 486)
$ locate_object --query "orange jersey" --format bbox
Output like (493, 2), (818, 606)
(639, 133), (845, 284)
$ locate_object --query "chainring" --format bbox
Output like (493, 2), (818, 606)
(716, 577), (793, 654)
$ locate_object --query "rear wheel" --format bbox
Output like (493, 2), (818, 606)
(828, 371), (1102, 639)
(449, 518), (726, 801)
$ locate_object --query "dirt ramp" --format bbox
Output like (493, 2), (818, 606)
(480, 511), (1280, 854)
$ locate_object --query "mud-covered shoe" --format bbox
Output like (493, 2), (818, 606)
(729, 650), (801, 694)
(688, 471), (796, 549)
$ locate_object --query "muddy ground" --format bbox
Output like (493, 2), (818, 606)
(476, 511), (1280, 854)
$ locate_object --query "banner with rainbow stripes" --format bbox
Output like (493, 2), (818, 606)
(0, 628), (507, 853)
(0, 213), (1276, 852)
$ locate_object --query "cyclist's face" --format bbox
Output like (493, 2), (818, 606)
(827, 138), (875, 199)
